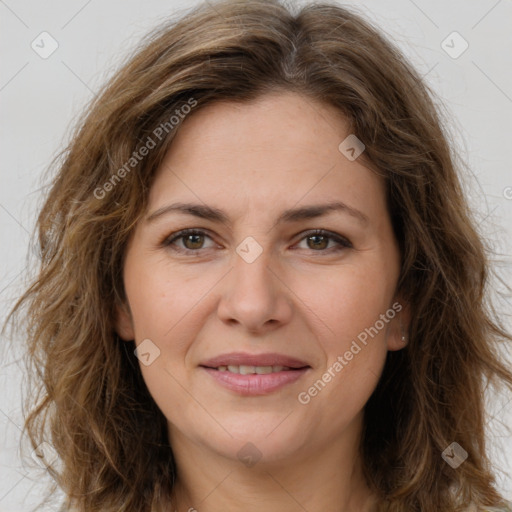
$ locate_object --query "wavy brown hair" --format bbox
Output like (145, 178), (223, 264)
(5, 0), (512, 510)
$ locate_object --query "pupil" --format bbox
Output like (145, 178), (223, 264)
(309, 235), (327, 250)
(185, 234), (203, 249)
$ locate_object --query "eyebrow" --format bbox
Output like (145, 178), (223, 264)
(146, 200), (369, 226)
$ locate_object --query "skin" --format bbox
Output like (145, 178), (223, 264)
(116, 91), (410, 512)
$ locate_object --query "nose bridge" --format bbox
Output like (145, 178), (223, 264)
(216, 234), (292, 331)
(232, 235), (277, 301)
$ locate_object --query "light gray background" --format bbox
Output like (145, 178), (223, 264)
(1, 0), (511, 510)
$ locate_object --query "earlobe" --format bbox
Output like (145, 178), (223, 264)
(114, 302), (135, 341)
(387, 300), (410, 352)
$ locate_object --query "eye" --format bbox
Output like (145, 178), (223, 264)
(162, 229), (217, 253)
(162, 228), (352, 254)
(294, 229), (352, 252)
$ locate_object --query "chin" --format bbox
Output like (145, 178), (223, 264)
(200, 417), (310, 466)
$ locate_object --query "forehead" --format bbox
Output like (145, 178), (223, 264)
(161, 91), (354, 164)
(148, 92), (386, 224)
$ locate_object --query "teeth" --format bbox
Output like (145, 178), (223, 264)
(255, 366), (273, 374)
(239, 365), (255, 375)
(218, 365), (289, 374)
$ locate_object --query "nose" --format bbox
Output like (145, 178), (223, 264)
(216, 245), (293, 335)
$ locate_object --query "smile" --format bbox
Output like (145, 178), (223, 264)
(201, 365), (310, 395)
(199, 351), (311, 395)
(214, 365), (293, 374)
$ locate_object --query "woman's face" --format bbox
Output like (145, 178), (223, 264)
(116, 91), (406, 466)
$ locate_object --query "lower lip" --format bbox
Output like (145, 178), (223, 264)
(201, 367), (309, 395)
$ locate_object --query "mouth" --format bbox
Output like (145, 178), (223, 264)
(206, 364), (304, 374)
(199, 352), (311, 395)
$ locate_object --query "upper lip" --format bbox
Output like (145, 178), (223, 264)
(200, 352), (310, 369)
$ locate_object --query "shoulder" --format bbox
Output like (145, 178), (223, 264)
(466, 503), (512, 512)
(481, 503), (512, 512)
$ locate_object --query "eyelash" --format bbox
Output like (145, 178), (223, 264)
(161, 228), (353, 255)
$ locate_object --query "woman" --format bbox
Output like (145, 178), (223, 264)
(7, 0), (512, 510)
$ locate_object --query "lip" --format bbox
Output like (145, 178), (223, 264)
(201, 367), (310, 395)
(199, 352), (311, 396)
(200, 352), (310, 369)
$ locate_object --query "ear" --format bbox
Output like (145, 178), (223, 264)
(386, 298), (410, 352)
(114, 301), (135, 341)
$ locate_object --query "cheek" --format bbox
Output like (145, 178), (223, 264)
(293, 259), (395, 344)
(293, 260), (393, 393)
(297, 271), (391, 426)
(124, 256), (210, 343)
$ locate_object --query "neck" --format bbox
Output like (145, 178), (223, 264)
(167, 413), (378, 512)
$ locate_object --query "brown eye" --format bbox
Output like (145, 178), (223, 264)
(182, 233), (205, 250)
(163, 229), (216, 253)
(296, 229), (352, 252)
(306, 234), (329, 250)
